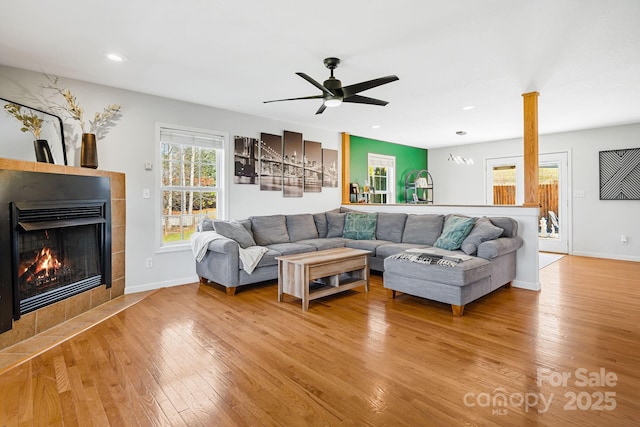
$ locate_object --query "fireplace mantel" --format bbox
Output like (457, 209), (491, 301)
(0, 158), (125, 350)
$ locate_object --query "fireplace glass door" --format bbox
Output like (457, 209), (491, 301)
(11, 199), (109, 316)
(18, 224), (102, 304)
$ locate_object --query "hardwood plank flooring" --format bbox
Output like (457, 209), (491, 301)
(0, 255), (639, 426)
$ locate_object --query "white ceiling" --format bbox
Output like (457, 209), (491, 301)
(1, 0), (639, 149)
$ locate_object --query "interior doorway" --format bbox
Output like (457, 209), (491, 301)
(486, 152), (569, 253)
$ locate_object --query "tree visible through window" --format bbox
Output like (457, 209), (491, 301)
(160, 127), (224, 245)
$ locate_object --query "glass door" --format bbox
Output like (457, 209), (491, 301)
(538, 153), (568, 253)
(486, 153), (569, 253)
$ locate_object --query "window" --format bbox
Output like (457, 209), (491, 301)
(160, 126), (225, 246)
(367, 153), (395, 204)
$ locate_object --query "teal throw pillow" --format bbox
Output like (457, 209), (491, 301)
(434, 215), (476, 250)
(343, 212), (377, 240)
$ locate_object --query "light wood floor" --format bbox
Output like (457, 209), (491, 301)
(0, 255), (638, 426)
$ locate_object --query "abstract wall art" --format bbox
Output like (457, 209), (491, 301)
(599, 148), (640, 200)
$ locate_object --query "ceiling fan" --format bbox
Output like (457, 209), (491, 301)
(264, 57), (399, 115)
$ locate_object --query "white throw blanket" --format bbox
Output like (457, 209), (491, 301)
(190, 231), (268, 274)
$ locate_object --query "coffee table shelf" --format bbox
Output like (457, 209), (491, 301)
(276, 248), (370, 311)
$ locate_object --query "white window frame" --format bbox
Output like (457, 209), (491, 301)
(367, 153), (396, 204)
(156, 123), (228, 252)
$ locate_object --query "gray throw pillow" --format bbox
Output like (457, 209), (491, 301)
(213, 221), (256, 248)
(250, 214), (290, 245)
(486, 217), (517, 237)
(199, 218), (215, 232)
(326, 212), (346, 238)
(461, 217), (504, 255)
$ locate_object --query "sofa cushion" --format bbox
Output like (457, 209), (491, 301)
(375, 242), (429, 259)
(434, 215), (476, 250)
(488, 217), (518, 237)
(376, 212), (407, 242)
(267, 242), (316, 256)
(313, 212), (328, 238)
(295, 237), (349, 251)
(250, 214), (290, 245)
(461, 217), (504, 255)
(212, 220), (256, 249)
(402, 214), (444, 245)
(326, 212), (346, 238)
(286, 214), (319, 242)
(243, 243), (316, 269)
(345, 239), (390, 255)
(343, 212), (378, 240)
(243, 247), (281, 269)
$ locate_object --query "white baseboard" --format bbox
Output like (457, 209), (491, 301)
(571, 251), (640, 263)
(124, 275), (199, 294)
(512, 280), (541, 291)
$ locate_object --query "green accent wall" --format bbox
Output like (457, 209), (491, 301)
(349, 135), (428, 203)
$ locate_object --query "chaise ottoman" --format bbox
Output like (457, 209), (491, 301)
(383, 251), (510, 316)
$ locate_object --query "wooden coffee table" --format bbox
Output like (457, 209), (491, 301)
(276, 247), (370, 311)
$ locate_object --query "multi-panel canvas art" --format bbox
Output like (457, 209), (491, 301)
(283, 131), (304, 197)
(599, 148), (640, 200)
(259, 133), (283, 191)
(234, 136), (259, 184)
(303, 140), (322, 193)
(322, 149), (338, 187)
(235, 130), (336, 197)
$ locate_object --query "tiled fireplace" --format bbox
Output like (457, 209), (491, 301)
(0, 159), (125, 350)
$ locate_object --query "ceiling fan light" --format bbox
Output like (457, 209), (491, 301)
(324, 97), (342, 107)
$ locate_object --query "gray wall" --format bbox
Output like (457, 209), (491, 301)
(428, 123), (640, 261)
(0, 65), (342, 293)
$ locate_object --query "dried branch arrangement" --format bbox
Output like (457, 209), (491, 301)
(3, 103), (44, 139)
(43, 74), (122, 140)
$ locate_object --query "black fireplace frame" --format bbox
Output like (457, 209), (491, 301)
(11, 199), (110, 317)
(0, 170), (111, 333)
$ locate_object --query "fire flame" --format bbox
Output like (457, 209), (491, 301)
(22, 247), (62, 282)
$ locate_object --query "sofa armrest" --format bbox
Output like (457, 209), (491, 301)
(205, 237), (240, 255)
(195, 237), (241, 288)
(477, 236), (523, 260)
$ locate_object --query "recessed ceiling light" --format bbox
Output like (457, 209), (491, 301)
(456, 130), (467, 135)
(371, 125), (381, 129)
(462, 105), (476, 111)
(105, 53), (125, 62)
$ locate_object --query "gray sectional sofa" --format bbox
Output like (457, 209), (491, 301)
(194, 208), (523, 315)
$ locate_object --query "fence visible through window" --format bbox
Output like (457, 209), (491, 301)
(160, 127), (224, 245)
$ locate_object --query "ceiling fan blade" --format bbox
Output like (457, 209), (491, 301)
(296, 72), (335, 96)
(315, 104), (327, 115)
(263, 94), (323, 104)
(343, 94), (389, 106)
(341, 75), (399, 97)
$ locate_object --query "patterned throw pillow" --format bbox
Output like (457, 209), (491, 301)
(342, 212), (377, 240)
(434, 215), (476, 250)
